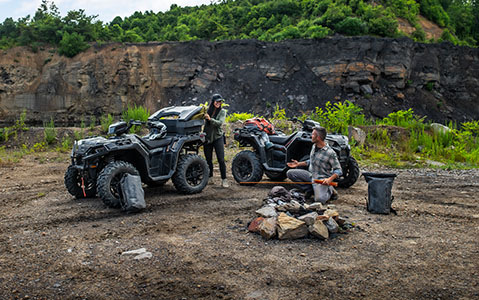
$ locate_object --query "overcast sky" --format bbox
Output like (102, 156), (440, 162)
(0, 0), (216, 23)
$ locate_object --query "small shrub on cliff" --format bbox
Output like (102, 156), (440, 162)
(43, 119), (57, 145)
(307, 100), (367, 135)
(100, 113), (114, 133)
(58, 32), (90, 58)
(379, 108), (425, 130)
(272, 104), (287, 120)
(226, 112), (255, 123)
(122, 104), (150, 134)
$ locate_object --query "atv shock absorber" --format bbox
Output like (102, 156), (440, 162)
(81, 177), (87, 197)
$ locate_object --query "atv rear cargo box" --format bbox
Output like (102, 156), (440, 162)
(149, 106), (204, 135)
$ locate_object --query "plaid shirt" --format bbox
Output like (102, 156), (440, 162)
(308, 144), (343, 180)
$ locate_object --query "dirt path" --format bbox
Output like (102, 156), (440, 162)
(0, 152), (478, 299)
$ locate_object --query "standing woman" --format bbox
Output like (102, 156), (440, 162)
(203, 94), (229, 187)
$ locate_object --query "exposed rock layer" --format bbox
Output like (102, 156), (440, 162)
(1, 37), (478, 125)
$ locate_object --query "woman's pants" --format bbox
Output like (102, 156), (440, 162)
(204, 137), (227, 179)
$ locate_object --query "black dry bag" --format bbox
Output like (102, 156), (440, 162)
(362, 172), (397, 214)
(119, 174), (146, 212)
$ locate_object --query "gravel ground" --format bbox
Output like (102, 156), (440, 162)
(0, 151), (478, 299)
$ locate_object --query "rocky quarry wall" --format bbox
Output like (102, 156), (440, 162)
(0, 36), (478, 125)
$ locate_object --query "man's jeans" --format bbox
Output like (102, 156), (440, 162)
(286, 169), (332, 204)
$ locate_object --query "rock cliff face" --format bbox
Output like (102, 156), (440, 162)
(0, 36), (478, 125)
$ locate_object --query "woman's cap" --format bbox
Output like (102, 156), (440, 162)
(211, 94), (224, 102)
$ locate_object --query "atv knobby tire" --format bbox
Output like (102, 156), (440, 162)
(232, 150), (263, 185)
(64, 165), (96, 199)
(265, 171), (287, 181)
(97, 161), (140, 208)
(172, 154), (209, 194)
(337, 156), (360, 188)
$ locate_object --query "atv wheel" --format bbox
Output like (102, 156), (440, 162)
(337, 156), (360, 188)
(97, 161), (139, 208)
(64, 165), (96, 199)
(265, 171), (287, 181)
(231, 150), (263, 185)
(172, 154), (209, 194)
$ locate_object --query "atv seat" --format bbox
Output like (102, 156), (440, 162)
(138, 136), (173, 149)
(268, 134), (295, 145)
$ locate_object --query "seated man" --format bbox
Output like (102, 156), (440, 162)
(286, 126), (342, 204)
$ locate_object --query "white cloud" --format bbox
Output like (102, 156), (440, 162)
(1, 0), (215, 23)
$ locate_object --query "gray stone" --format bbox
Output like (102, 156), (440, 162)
(121, 248), (147, 256)
(277, 213), (308, 240)
(298, 212), (319, 226)
(256, 206), (278, 218)
(431, 123), (451, 135)
(426, 159), (446, 167)
(360, 84), (373, 95)
(325, 218), (339, 233)
(268, 186), (291, 200)
(283, 200), (302, 214)
(348, 126), (366, 145)
(309, 219), (329, 240)
(307, 202), (325, 212)
(343, 81), (360, 93)
(134, 252), (153, 260)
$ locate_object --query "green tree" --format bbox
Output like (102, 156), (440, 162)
(420, 0), (450, 27)
(367, 8), (398, 37)
(336, 17), (367, 35)
(58, 32), (89, 57)
(320, 3), (352, 28)
(438, 28), (459, 44)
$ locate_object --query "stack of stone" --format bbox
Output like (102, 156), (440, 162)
(247, 186), (350, 240)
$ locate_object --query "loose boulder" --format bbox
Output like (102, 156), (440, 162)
(277, 213), (308, 240)
(298, 212), (319, 226)
(325, 218), (339, 233)
(309, 219), (329, 240)
(248, 217), (264, 233)
(256, 206), (278, 218)
(259, 217), (277, 240)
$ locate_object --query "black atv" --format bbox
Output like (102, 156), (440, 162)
(231, 118), (360, 188)
(64, 105), (209, 208)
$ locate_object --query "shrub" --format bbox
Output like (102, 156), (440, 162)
(272, 25), (301, 41)
(387, 0), (420, 23)
(122, 104), (150, 134)
(310, 100), (367, 134)
(100, 113), (114, 133)
(380, 108), (425, 129)
(420, 0), (450, 27)
(335, 17), (367, 35)
(319, 3), (352, 28)
(43, 118), (57, 145)
(367, 11), (398, 37)
(438, 28), (459, 44)
(411, 24), (427, 42)
(122, 104), (150, 122)
(272, 104), (287, 120)
(225, 112), (255, 122)
(303, 25), (331, 39)
(89, 115), (96, 131)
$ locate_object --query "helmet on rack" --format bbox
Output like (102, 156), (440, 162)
(147, 121), (167, 140)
